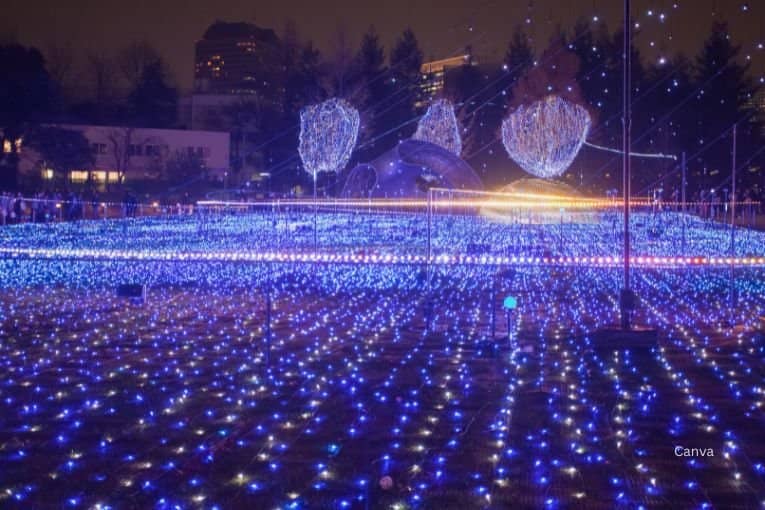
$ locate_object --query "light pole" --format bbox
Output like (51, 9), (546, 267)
(620, 0), (634, 331)
(681, 152), (687, 255)
(730, 124), (737, 309)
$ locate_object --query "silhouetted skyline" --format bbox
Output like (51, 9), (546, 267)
(3, 0), (764, 92)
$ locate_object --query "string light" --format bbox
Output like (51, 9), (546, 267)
(502, 95), (591, 179)
(298, 98), (360, 178)
(1, 202), (764, 508)
(412, 98), (463, 156)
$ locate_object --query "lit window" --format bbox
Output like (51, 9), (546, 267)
(42, 168), (54, 180)
(69, 171), (89, 183)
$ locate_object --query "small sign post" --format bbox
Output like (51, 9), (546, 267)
(503, 295), (518, 342)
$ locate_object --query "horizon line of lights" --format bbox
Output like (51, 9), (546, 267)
(196, 198), (761, 211)
(1, 247), (763, 268)
(7, 194), (760, 212)
(196, 198), (637, 209)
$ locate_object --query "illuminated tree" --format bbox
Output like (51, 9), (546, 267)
(299, 98), (360, 180)
(413, 99), (462, 156)
(298, 97), (359, 245)
(502, 95), (591, 179)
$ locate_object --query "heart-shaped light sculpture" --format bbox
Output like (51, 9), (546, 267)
(299, 98), (360, 178)
(502, 95), (591, 179)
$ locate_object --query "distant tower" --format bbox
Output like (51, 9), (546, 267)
(194, 20), (281, 101)
(416, 49), (476, 110)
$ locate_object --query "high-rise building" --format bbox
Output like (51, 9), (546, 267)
(416, 53), (474, 109)
(748, 87), (765, 135)
(194, 21), (281, 98)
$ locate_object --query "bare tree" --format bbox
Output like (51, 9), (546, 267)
(117, 41), (162, 91)
(86, 52), (116, 104)
(104, 127), (158, 186)
(44, 41), (76, 93)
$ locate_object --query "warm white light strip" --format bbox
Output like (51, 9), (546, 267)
(1, 247), (763, 268)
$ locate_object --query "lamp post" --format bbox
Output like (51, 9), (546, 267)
(593, 0), (657, 349)
(730, 124), (737, 310)
(681, 152), (687, 255)
(314, 171), (318, 248)
(620, 0), (634, 331)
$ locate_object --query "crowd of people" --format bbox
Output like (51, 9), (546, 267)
(0, 191), (110, 224)
(0, 190), (198, 225)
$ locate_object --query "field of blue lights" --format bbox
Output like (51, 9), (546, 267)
(1, 207), (765, 509)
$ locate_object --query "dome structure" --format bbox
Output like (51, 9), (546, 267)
(341, 139), (483, 198)
(497, 178), (582, 197)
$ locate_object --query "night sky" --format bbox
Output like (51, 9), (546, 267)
(3, 0), (764, 93)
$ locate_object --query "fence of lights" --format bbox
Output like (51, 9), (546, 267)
(3, 247), (764, 268)
(298, 98), (360, 179)
(502, 95), (592, 179)
(412, 98), (463, 156)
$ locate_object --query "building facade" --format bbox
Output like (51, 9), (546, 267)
(194, 21), (281, 100)
(17, 124), (230, 185)
(416, 53), (474, 110)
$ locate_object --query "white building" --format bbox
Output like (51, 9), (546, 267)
(17, 123), (230, 185)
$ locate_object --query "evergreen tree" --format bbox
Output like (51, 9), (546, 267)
(568, 23), (644, 192)
(127, 61), (178, 128)
(325, 25), (356, 98)
(118, 41), (162, 91)
(503, 26), (534, 107)
(380, 28), (423, 147)
(0, 44), (55, 190)
(274, 40), (326, 191)
(692, 21), (760, 191)
(508, 34), (583, 109)
(631, 55), (696, 194)
(445, 59), (481, 151)
(25, 126), (94, 183)
(350, 26), (389, 162)
(570, 20), (609, 113)
(451, 63), (508, 186)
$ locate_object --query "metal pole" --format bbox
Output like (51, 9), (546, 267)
(491, 274), (496, 339)
(730, 124), (737, 309)
(620, 0), (632, 331)
(427, 188), (432, 265)
(313, 172), (318, 248)
(681, 151), (687, 255)
(506, 310), (511, 343)
(730, 125), (737, 253)
(426, 189), (433, 332)
(266, 263), (272, 367)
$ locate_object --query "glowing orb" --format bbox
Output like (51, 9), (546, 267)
(501, 95), (591, 179)
(503, 295), (518, 310)
(412, 98), (462, 156)
(299, 98), (360, 176)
